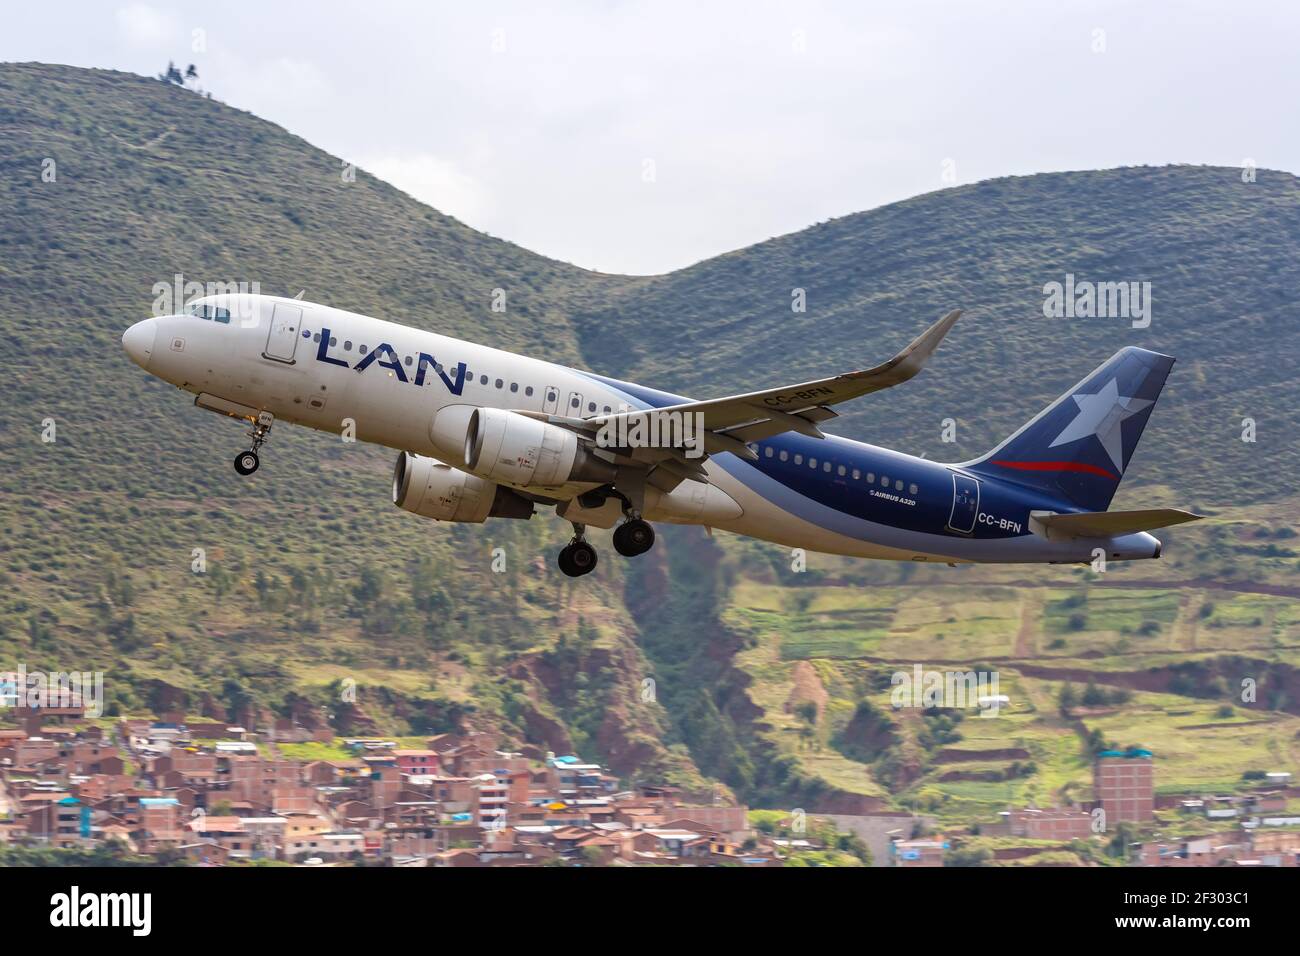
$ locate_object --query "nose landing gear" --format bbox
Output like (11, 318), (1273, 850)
(557, 522), (598, 578)
(234, 412), (273, 476)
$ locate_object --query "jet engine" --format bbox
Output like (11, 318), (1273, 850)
(393, 451), (534, 522)
(460, 407), (616, 488)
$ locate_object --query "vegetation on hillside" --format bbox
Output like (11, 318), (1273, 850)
(2, 63), (1297, 825)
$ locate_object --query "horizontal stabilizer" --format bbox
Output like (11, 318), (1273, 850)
(1029, 508), (1204, 540)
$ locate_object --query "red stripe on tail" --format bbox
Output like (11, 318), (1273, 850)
(991, 459), (1118, 480)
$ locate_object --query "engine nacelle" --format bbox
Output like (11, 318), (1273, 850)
(464, 407), (616, 488)
(392, 452), (534, 522)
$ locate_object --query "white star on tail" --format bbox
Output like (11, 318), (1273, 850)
(1048, 378), (1152, 473)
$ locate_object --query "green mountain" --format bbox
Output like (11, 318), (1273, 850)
(2, 63), (1298, 821)
(568, 164), (1300, 510)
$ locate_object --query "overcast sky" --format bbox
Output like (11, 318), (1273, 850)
(5, 1), (1297, 274)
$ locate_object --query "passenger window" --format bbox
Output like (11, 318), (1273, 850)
(765, 447), (774, 458)
(852, 469), (860, 480)
(480, 375), (488, 385)
(525, 386), (534, 396)
(344, 341), (352, 351)
(313, 333), (321, 343)
(837, 465), (846, 476)
(909, 483), (918, 495)
(404, 356), (413, 366)
(866, 472), (874, 483)
(809, 457), (817, 468)
(329, 337), (337, 347)
(588, 402), (597, 412)
(495, 379), (503, 388)
(603, 406), (612, 414)
(358, 344), (367, 355)
(570, 396), (580, 408)
(510, 383), (518, 393)
(794, 454), (803, 465)
(895, 479), (904, 491)
(779, 450), (788, 462)
(881, 475), (889, 486)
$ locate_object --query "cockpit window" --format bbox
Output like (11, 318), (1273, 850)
(187, 303), (231, 324)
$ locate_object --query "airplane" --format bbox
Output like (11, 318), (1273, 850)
(121, 294), (1201, 577)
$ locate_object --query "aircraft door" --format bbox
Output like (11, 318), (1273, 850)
(264, 303), (302, 363)
(566, 390), (584, 417)
(542, 386), (559, 415)
(947, 473), (980, 534)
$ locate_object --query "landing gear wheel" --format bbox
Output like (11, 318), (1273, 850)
(613, 519), (655, 557)
(233, 412), (273, 476)
(234, 450), (260, 476)
(568, 540), (597, 575)
(558, 541), (597, 577)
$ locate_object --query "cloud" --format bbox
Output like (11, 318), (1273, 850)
(12, 0), (1295, 274)
(356, 153), (494, 229)
(114, 4), (175, 47)
(255, 57), (329, 98)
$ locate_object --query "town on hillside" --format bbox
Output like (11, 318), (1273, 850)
(2, 689), (1298, 867)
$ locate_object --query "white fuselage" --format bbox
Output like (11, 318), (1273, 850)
(121, 293), (1160, 565)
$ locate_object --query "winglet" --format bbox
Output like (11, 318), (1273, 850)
(901, 308), (962, 367)
(867, 308), (962, 385)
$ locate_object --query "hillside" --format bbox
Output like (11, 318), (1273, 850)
(0, 63), (699, 791)
(569, 165), (1300, 511)
(2, 63), (1299, 828)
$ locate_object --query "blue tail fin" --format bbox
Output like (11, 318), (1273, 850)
(963, 347), (1175, 512)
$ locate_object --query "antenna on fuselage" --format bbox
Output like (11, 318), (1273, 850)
(292, 289), (306, 300)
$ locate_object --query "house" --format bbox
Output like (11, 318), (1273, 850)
(285, 831), (364, 859)
(26, 796), (89, 848)
(393, 749), (440, 776)
(187, 816), (254, 857)
(629, 828), (710, 859)
(430, 847), (482, 867)
(1006, 806), (1093, 840)
(661, 806), (750, 843)
(891, 839), (946, 867)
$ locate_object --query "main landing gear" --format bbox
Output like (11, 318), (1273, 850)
(558, 523), (598, 578)
(556, 506), (657, 578)
(608, 478), (655, 559)
(234, 412), (273, 476)
(612, 518), (655, 557)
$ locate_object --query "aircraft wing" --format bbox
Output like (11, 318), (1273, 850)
(582, 309), (961, 461)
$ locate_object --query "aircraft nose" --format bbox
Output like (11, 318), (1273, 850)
(122, 319), (157, 369)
